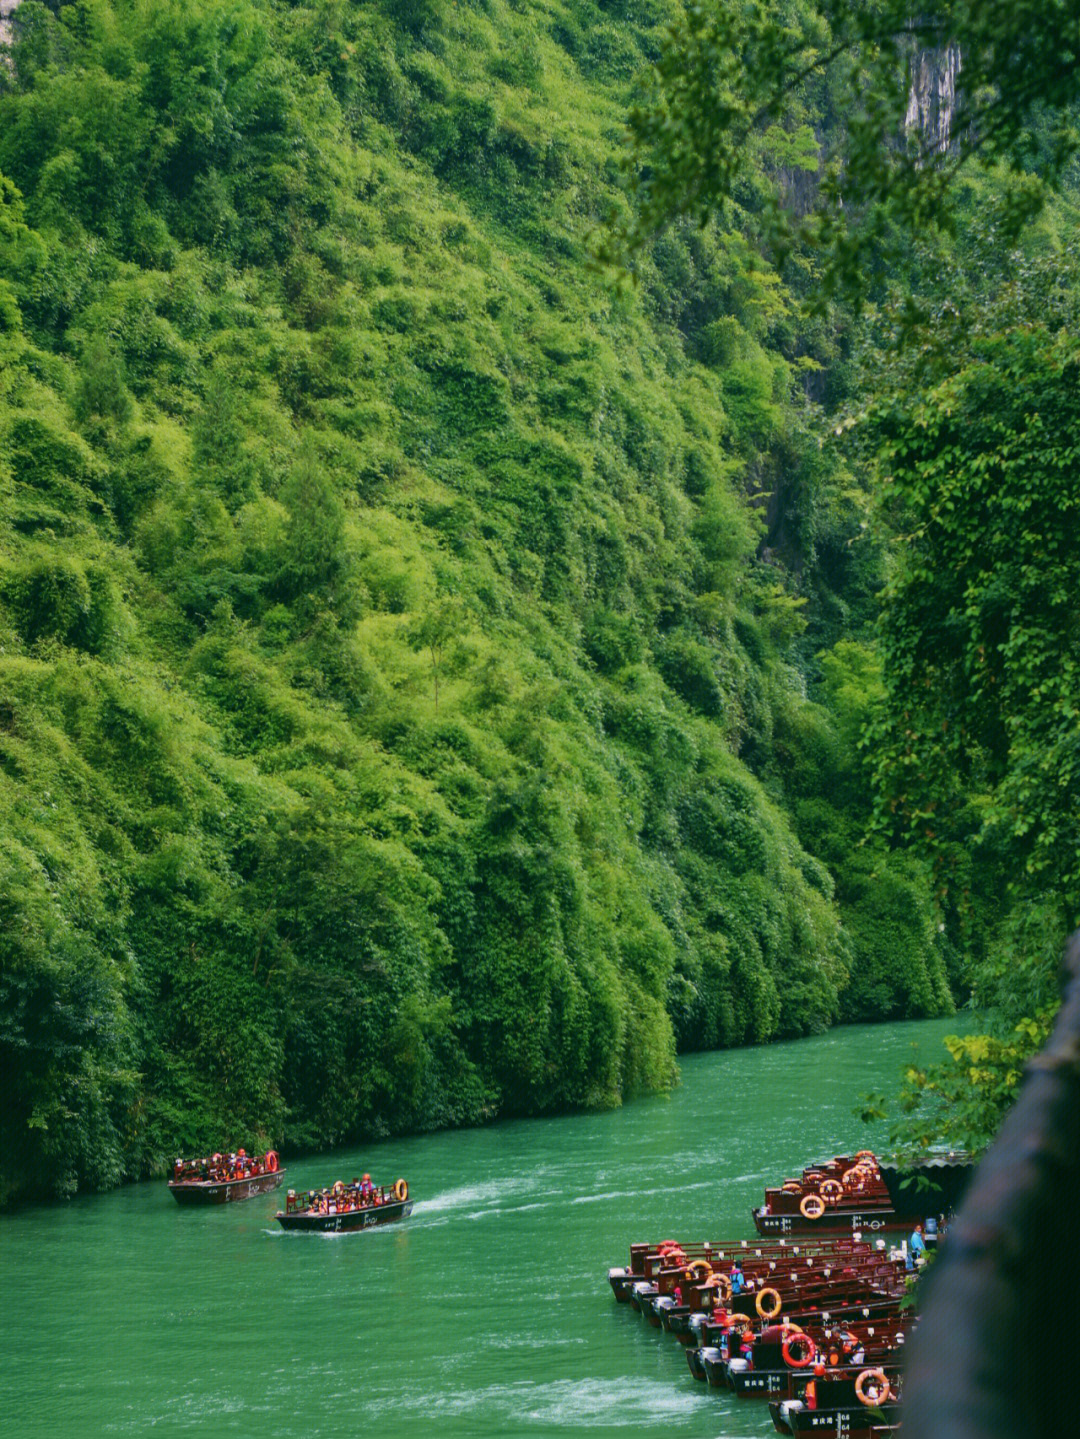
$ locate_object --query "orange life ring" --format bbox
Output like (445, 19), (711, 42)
(800, 1194), (826, 1220)
(265, 1151), (279, 1173)
(855, 1368), (892, 1406)
(728, 1312), (754, 1333)
(820, 1178), (843, 1202)
(704, 1273), (732, 1300)
(854, 1151), (876, 1164)
(842, 1167), (865, 1189)
(756, 1286), (782, 1319)
(684, 1260), (713, 1284)
(782, 1332), (817, 1369)
(393, 1178), (408, 1203)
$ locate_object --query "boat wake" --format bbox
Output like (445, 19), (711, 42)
(411, 1176), (541, 1216)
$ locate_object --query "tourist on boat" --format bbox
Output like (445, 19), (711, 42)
(730, 1260), (745, 1295)
(359, 1173), (374, 1204)
(907, 1223), (926, 1269)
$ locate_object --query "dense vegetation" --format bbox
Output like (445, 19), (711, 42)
(0, 0), (966, 1207)
(618, 0), (1080, 1153)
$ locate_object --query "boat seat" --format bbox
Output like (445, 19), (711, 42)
(727, 1357), (750, 1374)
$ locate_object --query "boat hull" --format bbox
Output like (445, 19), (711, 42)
(753, 1207), (905, 1238)
(769, 1398), (902, 1436)
(276, 1199), (413, 1233)
(168, 1170), (285, 1205)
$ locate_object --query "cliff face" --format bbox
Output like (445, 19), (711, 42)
(905, 42), (962, 154)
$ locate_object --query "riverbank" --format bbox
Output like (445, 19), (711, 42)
(3, 1009), (969, 1214)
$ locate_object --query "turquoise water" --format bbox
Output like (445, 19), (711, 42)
(1, 1018), (962, 1438)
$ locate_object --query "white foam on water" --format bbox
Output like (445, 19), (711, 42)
(569, 1189), (644, 1205)
(411, 1175), (540, 1215)
(357, 1375), (706, 1426)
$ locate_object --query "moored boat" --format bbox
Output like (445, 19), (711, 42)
(754, 1152), (904, 1236)
(168, 1150), (285, 1205)
(276, 1177), (412, 1233)
(769, 1367), (901, 1436)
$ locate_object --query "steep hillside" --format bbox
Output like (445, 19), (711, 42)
(0, 0), (951, 1205)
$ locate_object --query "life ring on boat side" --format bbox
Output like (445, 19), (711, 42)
(782, 1332), (817, 1369)
(705, 1273), (732, 1301)
(820, 1179), (843, 1202)
(684, 1260), (713, 1284)
(854, 1151), (876, 1165)
(756, 1286), (782, 1320)
(855, 1368), (891, 1406)
(841, 1168), (865, 1189)
(265, 1151), (279, 1173)
(393, 1178), (408, 1203)
(799, 1194), (826, 1220)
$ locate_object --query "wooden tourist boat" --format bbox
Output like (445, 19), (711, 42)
(730, 1357), (904, 1402)
(640, 1243), (906, 1317)
(754, 1152), (906, 1237)
(690, 1313), (907, 1392)
(609, 1234), (869, 1301)
(769, 1368), (901, 1437)
(275, 1178), (412, 1233)
(755, 1148), (972, 1238)
(723, 1323), (908, 1399)
(168, 1150), (285, 1205)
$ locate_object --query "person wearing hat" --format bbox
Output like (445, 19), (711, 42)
(359, 1173), (374, 1205)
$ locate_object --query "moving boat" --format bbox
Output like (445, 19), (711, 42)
(276, 1177), (412, 1233)
(168, 1150), (285, 1205)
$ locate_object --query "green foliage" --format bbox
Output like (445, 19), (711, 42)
(0, 0), (950, 1204)
(853, 316), (1080, 1149)
(866, 329), (1080, 905)
(605, 1), (1080, 308)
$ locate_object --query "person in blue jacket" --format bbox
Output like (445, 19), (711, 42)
(907, 1223), (926, 1269)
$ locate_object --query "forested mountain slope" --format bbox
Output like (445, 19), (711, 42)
(0, 0), (951, 1206)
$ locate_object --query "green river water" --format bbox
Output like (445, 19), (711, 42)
(2, 1017), (961, 1439)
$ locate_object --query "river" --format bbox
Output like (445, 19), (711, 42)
(2, 1017), (961, 1438)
